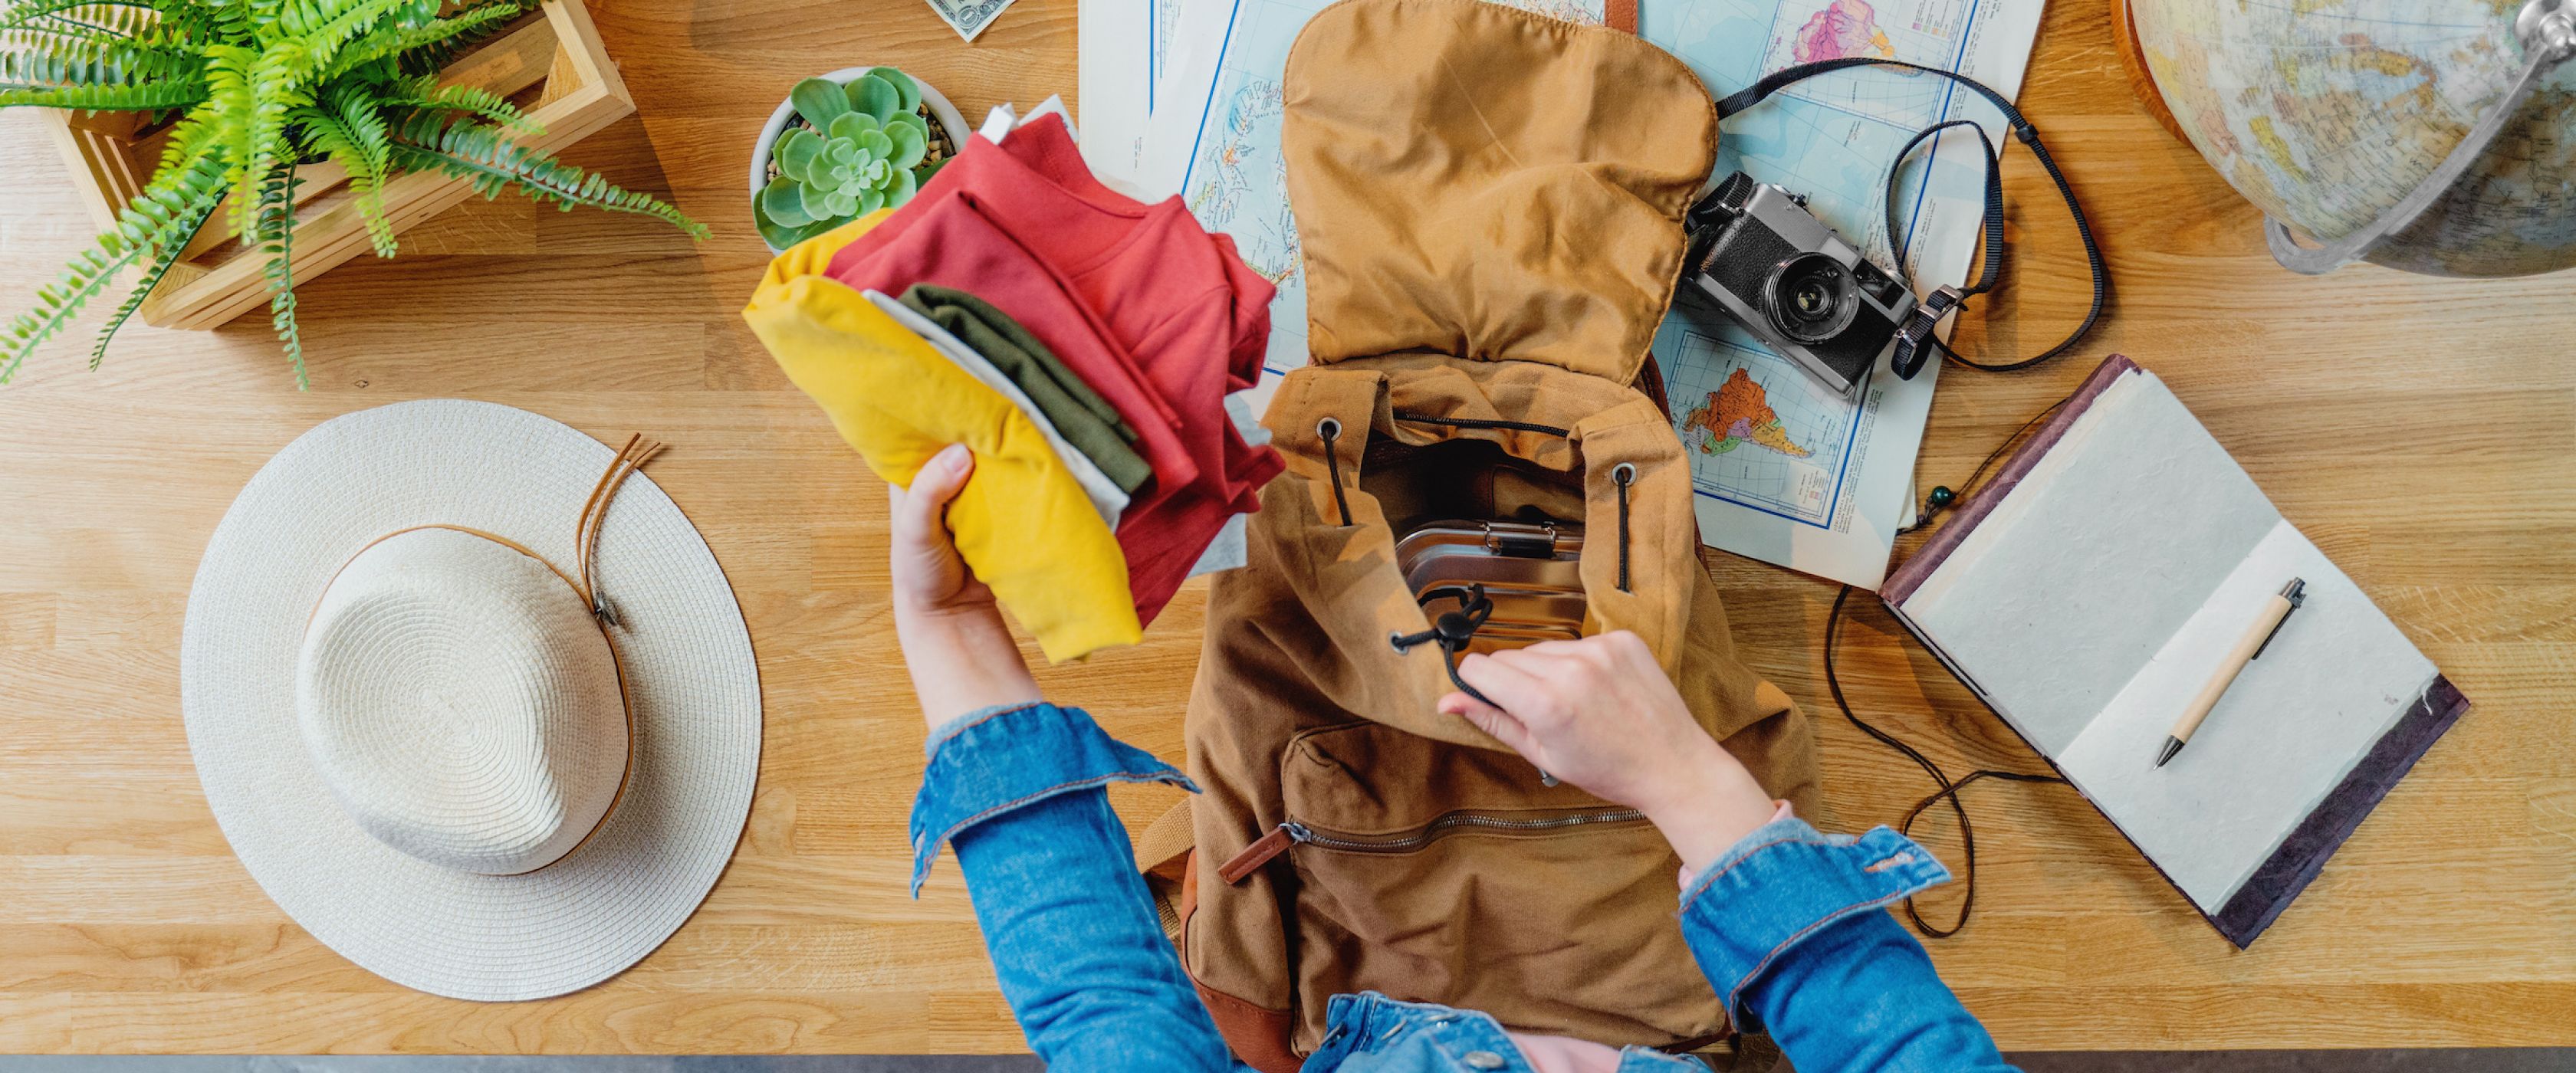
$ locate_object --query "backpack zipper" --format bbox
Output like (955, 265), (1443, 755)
(1217, 808), (1648, 884)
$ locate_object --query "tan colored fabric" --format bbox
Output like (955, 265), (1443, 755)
(1281, 0), (1717, 383)
(1184, 360), (1822, 1055)
(1177, 0), (1822, 1062)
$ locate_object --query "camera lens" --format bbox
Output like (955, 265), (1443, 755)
(1760, 253), (1859, 345)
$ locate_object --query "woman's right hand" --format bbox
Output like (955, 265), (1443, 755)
(1438, 632), (1783, 874)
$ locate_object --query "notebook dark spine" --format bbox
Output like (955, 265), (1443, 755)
(1878, 353), (2470, 948)
(2209, 674), (2466, 945)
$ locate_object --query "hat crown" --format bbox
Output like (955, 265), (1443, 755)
(296, 528), (628, 876)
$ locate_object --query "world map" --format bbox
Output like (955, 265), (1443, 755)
(1643, 0), (1993, 532)
(1151, 0), (2037, 577)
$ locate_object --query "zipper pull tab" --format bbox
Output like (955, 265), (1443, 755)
(1217, 822), (1309, 884)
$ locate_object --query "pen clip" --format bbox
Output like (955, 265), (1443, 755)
(2251, 579), (2306, 660)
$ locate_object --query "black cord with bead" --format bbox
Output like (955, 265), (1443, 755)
(1842, 383), (2085, 938)
(1912, 393), (2072, 530)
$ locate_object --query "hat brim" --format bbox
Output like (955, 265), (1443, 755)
(181, 399), (762, 1001)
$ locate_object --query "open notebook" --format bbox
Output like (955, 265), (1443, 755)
(1881, 355), (2469, 947)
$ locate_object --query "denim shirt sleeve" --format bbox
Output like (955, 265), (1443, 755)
(909, 701), (1198, 894)
(906, 701), (1234, 1072)
(1677, 818), (2017, 1073)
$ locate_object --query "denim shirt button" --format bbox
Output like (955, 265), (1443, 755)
(1462, 1051), (1506, 1070)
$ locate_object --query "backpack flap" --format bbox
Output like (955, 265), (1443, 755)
(1282, 0), (1716, 382)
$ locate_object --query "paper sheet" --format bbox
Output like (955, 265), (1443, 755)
(2058, 521), (2433, 910)
(1076, 0), (1176, 189)
(1903, 369), (2277, 754)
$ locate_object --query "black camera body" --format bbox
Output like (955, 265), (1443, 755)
(1682, 172), (1915, 396)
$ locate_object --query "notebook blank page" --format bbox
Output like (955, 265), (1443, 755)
(1901, 370), (2277, 753)
(2054, 519), (2433, 910)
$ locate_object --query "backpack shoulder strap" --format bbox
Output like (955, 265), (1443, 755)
(1135, 800), (1196, 947)
(1135, 798), (1195, 882)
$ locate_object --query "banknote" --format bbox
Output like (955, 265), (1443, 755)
(925, 0), (1023, 41)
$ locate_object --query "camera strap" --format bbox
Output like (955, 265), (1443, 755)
(1714, 57), (2108, 378)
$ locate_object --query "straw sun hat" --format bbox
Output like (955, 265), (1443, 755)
(180, 400), (761, 1001)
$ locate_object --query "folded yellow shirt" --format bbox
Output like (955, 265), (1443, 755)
(744, 213), (1141, 662)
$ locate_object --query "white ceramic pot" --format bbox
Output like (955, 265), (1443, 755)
(750, 67), (973, 254)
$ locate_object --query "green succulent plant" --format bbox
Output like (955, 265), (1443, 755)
(755, 68), (944, 251)
(0, 0), (711, 388)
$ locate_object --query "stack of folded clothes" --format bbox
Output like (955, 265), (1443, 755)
(744, 113), (1281, 664)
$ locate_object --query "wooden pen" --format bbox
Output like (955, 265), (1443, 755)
(2157, 577), (2307, 768)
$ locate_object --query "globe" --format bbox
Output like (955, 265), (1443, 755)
(2127, 0), (2576, 277)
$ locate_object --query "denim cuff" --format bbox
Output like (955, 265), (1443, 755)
(1677, 818), (1950, 1022)
(908, 701), (1197, 896)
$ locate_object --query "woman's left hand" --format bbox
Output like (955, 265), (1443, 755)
(889, 444), (1042, 729)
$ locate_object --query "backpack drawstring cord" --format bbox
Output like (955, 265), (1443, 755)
(1316, 417), (1354, 527)
(1612, 462), (1635, 593)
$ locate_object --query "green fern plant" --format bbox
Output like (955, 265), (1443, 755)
(0, 0), (711, 387)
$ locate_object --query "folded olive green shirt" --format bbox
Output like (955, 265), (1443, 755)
(899, 284), (1152, 495)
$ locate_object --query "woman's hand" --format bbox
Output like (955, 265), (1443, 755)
(889, 444), (1041, 729)
(1439, 632), (1781, 874)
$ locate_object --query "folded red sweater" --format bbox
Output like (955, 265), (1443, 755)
(990, 118), (1282, 514)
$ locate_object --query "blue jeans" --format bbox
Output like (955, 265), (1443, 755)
(910, 702), (2017, 1073)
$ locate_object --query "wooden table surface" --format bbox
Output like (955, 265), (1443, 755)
(4, 0), (2572, 1055)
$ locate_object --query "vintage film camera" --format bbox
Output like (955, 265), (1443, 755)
(1681, 172), (1916, 396)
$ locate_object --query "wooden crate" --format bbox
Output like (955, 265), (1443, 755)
(39, 0), (636, 331)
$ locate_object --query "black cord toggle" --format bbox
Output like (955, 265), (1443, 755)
(1390, 584), (1499, 707)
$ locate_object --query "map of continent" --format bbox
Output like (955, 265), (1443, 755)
(1186, 77), (1295, 289)
(1686, 368), (1813, 458)
(1793, 0), (1894, 63)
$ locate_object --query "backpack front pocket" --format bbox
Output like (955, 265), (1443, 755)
(1252, 720), (1726, 1050)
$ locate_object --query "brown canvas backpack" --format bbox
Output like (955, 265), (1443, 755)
(1141, 1), (1824, 1068)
